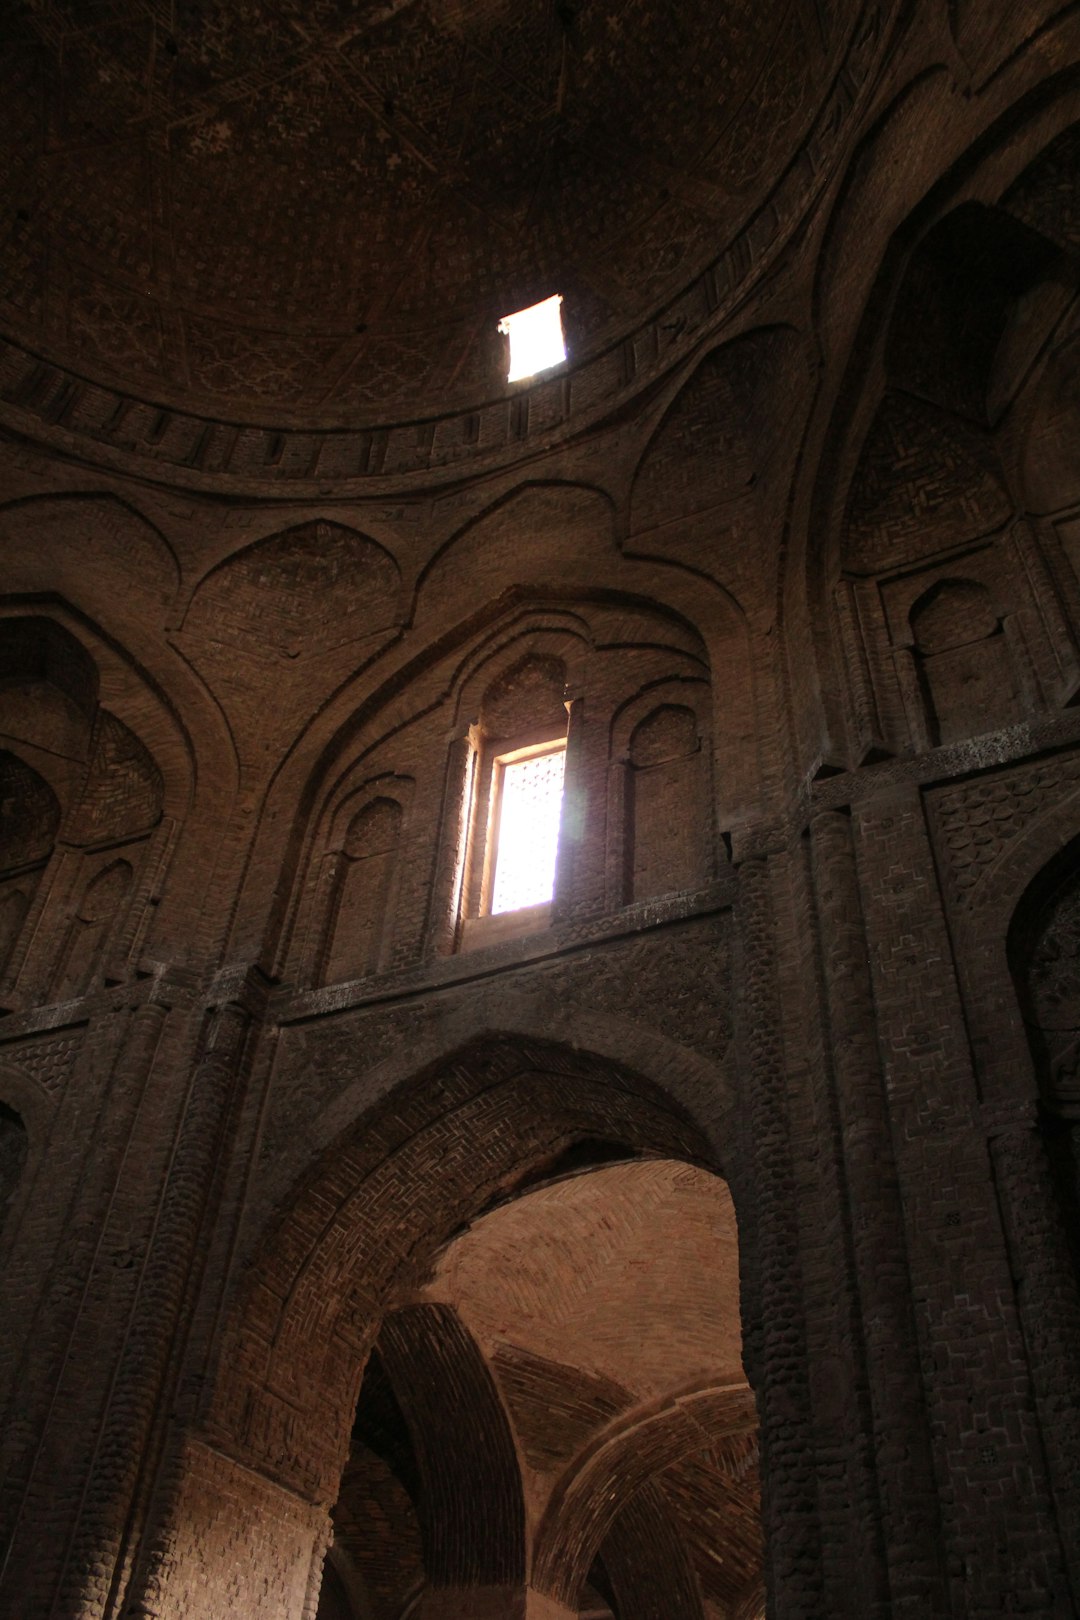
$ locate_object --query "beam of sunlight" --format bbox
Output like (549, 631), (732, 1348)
(498, 294), (566, 383)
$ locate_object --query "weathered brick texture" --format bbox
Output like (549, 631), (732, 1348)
(2, 6), (1080, 1617)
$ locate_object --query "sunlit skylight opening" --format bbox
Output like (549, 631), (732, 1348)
(490, 744), (566, 914)
(498, 294), (566, 383)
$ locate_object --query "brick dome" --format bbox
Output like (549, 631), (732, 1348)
(1, 0), (855, 428)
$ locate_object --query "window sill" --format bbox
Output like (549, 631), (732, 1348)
(458, 902), (553, 953)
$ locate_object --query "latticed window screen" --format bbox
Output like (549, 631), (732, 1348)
(490, 745), (566, 914)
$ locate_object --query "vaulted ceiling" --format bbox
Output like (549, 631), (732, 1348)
(1, 0), (858, 425)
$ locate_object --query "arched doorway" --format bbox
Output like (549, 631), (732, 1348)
(133, 1035), (757, 1620)
(1008, 837), (1080, 1284)
(940, 812), (1080, 1599)
(316, 1157), (759, 1620)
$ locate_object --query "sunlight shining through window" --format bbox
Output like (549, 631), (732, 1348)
(490, 745), (566, 914)
(498, 294), (566, 383)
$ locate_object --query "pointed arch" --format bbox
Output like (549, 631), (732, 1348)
(202, 1030), (729, 1496)
(413, 482), (617, 625)
(376, 1304), (526, 1591)
(52, 858), (133, 1000)
(320, 794), (406, 985)
(532, 1380), (755, 1608)
(786, 89), (1080, 774)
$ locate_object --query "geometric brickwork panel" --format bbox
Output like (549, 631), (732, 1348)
(0, 0), (852, 423)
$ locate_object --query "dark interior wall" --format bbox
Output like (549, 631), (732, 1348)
(1, 4), (1080, 1617)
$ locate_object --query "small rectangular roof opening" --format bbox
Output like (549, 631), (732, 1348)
(498, 294), (566, 383)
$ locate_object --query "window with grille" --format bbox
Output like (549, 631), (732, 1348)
(487, 740), (566, 914)
(455, 715), (570, 949)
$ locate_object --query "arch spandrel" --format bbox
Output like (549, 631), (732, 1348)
(628, 327), (806, 569)
(0, 493), (181, 607)
(182, 520), (404, 658)
(252, 978), (738, 1235)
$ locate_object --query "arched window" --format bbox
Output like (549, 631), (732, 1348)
(625, 704), (705, 902)
(482, 735), (567, 916)
(458, 654), (570, 946)
(53, 858), (133, 1000)
(322, 797), (404, 985)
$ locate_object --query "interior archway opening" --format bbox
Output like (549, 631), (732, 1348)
(313, 1151), (760, 1620)
(1008, 836), (1080, 1283)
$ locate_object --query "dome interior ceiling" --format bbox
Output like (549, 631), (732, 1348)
(0, 0), (851, 425)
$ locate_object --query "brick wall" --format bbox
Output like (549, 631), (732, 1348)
(2, 11), (1080, 1617)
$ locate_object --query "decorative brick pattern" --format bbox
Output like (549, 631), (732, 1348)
(0, 0), (859, 428)
(843, 392), (1011, 575)
(927, 748), (1080, 911)
(2, 26), (1080, 1620)
(734, 857), (825, 1619)
(854, 785), (1072, 1611)
(132, 1439), (328, 1620)
(379, 1305), (525, 1589)
(492, 1348), (629, 1476)
(0, 3), (894, 489)
(0, 1028), (81, 1098)
(183, 523), (403, 659)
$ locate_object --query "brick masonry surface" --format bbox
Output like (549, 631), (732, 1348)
(2, 5), (1080, 1618)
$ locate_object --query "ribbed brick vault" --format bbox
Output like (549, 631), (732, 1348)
(318, 1157), (760, 1620)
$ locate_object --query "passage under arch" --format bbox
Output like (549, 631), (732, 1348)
(1008, 839), (1080, 1279)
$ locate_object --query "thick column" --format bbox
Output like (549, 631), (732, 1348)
(57, 998), (252, 1618)
(769, 833), (886, 1620)
(116, 994), (266, 1620)
(951, 878), (1080, 1607)
(735, 855), (825, 1620)
(0, 991), (254, 1620)
(810, 808), (946, 1618)
(854, 783), (1072, 1616)
(982, 1099), (1080, 1608)
(128, 1438), (329, 1620)
(0, 992), (173, 1617)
